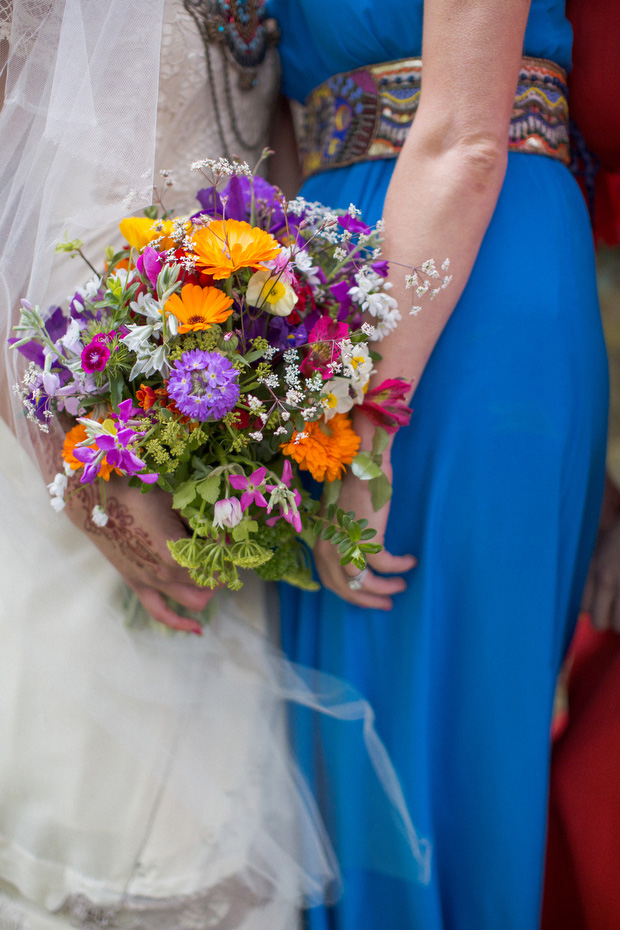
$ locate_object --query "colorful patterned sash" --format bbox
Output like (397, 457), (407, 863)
(299, 56), (570, 179)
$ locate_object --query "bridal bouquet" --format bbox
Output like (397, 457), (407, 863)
(12, 157), (449, 591)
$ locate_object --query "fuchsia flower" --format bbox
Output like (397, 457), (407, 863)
(265, 459), (302, 534)
(81, 340), (110, 373)
(228, 466), (269, 510)
(300, 317), (349, 379)
(358, 378), (413, 434)
(136, 246), (164, 288)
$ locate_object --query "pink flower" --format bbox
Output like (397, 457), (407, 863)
(81, 340), (110, 373)
(213, 497), (244, 529)
(137, 245), (164, 288)
(358, 378), (412, 434)
(301, 317), (349, 379)
(228, 466), (269, 511)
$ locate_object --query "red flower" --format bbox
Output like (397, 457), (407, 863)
(358, 379), (412, 434)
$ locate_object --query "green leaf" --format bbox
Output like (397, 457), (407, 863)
(172, 480), (197, 510)
(232, 522), (249, 541)
(196, 474), (221, 504)
(109, 374), (125, 409)
(321, 478), (342, 509)
(369, 473), (393, 511)
(294, 414), (305, 433)
(371, 427), (391, 459)
(350, 452), (383, 481)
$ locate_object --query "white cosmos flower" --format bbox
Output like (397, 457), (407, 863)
(321, 378), (355, 420)
(91, 505), (109, 527)
(247, 268), (298, 317)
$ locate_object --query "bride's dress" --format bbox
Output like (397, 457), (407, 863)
(0, 4), (327, 928)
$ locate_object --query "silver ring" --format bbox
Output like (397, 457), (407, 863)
(347, 567), (368, 591)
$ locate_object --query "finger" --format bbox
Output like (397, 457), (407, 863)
(346, 568), (408, 596)
(590, 581), (614, 632)
(165, 581), (216, 614)
(135, 586), (204, 634)
(366, 550), (417, 575)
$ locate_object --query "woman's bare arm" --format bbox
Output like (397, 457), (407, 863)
(315, 0), (533, 606)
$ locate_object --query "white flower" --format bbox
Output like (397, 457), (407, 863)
(371, 305), (402, 340)
(47, 472), (68, 498)
(248, 431), (264, 441)
(213, 497), (243, 529)
(321, 378), (355, 420)
(91, 505), (109, 527)
(63, 461), (76, 477)
(246, 269), (298, 317)
(130, 292), (165, 323)
(342, 343), (373, 396)
(50, 496), (66, 513)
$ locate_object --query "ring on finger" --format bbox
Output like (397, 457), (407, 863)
(347, 567), (369, 591)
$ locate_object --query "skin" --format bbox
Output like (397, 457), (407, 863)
(308, 0), (533, 608)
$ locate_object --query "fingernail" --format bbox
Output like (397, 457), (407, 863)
(190, 625), (203, 636)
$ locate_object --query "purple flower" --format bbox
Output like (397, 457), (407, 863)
(81, 340), (110, 373)
(229, 466), (269, 511)
(73, 426), (158, 484)
(338, 214), (371, 236)
(167, 350), (240, 421)
(372, 260), (389, 278)
(137, 246), (163, 288)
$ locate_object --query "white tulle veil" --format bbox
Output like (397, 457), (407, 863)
(0, 2), (430, 922)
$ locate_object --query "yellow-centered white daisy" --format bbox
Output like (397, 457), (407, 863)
(321, 377), (355, 420)
(342, 343), (373, 399)
(247, 268), (299, 317)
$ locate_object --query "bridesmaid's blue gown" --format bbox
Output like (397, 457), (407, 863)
(270, 1), (609, 927)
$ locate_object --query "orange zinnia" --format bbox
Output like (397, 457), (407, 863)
(164, 283), (234, 333)
(192, 219), (281, 280)
(281, 414), (361, 483)
(119, 216), (178, 251)
(62, 423), (117, 481)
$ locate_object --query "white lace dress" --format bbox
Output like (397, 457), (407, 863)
(0, 5), (321, 929)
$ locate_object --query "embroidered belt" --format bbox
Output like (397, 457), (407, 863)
(299, 56), (570, 179)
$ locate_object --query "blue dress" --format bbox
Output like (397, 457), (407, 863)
(270, 1), (609, 927)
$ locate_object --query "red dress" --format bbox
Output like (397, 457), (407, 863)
(542, 4), (620, 926)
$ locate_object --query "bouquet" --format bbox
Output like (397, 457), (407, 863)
(12, 156), (450, 591)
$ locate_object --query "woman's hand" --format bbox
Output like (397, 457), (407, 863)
(314, 448), (416, 610)
(64, 474), (215, 633)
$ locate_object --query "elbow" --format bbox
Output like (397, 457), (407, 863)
(452, 133), (507, 189)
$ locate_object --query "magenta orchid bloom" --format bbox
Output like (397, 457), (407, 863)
(358, 378), (412, 434)
(73, 423), (158, 484)
(300, 317), (349, 379)
(228, 466), (269, 511)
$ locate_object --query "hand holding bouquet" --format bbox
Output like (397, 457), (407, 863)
(12, 156), (450, 593)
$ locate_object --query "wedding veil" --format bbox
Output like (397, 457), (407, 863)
(0, 1), (430, 920)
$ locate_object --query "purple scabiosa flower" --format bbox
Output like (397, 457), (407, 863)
(81, 340), (110, 373)
(167, 350), (240, 421)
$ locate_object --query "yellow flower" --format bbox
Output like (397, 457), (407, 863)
(119, 217), (177, 251)
(246, 268), (298, 316)
(281, 414), (361, 483)
(164, 283), (234, 333)
(192, 219), (281, 280)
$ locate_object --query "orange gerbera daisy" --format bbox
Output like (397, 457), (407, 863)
(192, 219), (281, 280)
(119, 217), (178, 251)
(281, 413), (361, 483)
(62, 423), (117, 481)
(164, 283), (234, 333)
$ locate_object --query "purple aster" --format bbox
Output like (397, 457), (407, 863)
(167, 349), (240, 421)
(81, 340), (110, 373)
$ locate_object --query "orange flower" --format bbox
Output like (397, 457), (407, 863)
(62, 423), (117, 481)
(281, 414), (361, 483)
(192, 219), (281, 280)
(164, 283), (234, 333)
(119, 217), (178, 251)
